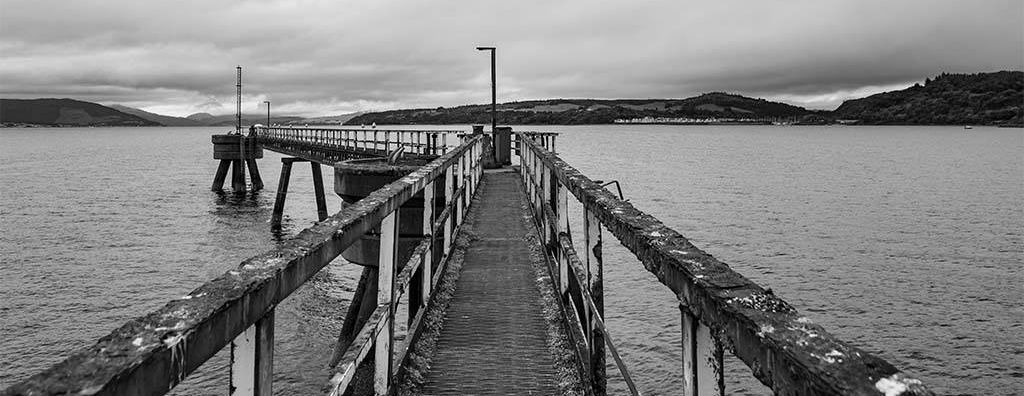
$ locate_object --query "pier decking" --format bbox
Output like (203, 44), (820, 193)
(3, 126), (934, 396)
(421, 169), (559, 394)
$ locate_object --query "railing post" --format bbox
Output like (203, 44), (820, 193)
(584, 208), (606, 395)
(422, 181), (434, 294)
(471, 140), (479, 195)
(455, 152), (465, 227)
(230, 309), (275, 396)
(443, 164), (454, 255)
(556, 183), (569, 295)
(681, 306), (724, 396)
(375, 211), (398, 395)
(540, 164), (550, 243)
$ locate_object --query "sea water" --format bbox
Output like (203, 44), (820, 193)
(1, 125), (1020, 395)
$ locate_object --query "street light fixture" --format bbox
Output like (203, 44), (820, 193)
(263, 100), (271, 126)
(476, 46), (496, 134)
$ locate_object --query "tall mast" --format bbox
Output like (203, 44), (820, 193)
(236, 66), (242, 134)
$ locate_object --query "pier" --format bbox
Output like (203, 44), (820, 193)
(4, 126), (933, 396)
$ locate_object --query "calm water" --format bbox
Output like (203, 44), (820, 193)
(1, 125), (1021, 395)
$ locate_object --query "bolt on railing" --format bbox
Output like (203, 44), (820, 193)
(4, 136), (487, 396)
(517, 132), (933, 396)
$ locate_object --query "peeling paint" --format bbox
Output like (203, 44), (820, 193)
(728, 292), (796, 314)
(155, 321), (188, 332)
(165, 332), (189, 389)
(180, 292), (207, 300)
(77, 384), (104, 395)
(811, 349), (844, 364)
(757, 324), (775, 338)
(876, 374), (924, 396)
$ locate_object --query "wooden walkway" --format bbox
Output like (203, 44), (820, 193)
(420, 169), (560, 395)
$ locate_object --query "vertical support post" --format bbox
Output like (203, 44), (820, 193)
(681, 306), (724, 396)
(375, 211), (398, 395)
(230, 309), (275, 396)
(556, 183), (569, 295)
(585, 209), (606, 395)
(443, 165), (454, 256)
(455, 153), (465, 227)
(213, 159), (232, 191)
(271, 160), (294, 229)
(469, 141), (477, 197)
(419, 181), (432, 298)
(246, 159), (264, 191)
(231, 159), (246, 193)
(310, 162), (328, 221)
(540, 165), (551, 244)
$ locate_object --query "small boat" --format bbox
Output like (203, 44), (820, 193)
(964, 125), (973, 129)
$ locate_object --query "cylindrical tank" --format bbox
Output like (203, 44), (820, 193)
(212, 134), (263, 159)
(335, 158), (447, 267)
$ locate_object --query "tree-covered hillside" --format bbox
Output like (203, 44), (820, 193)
(347, 93), (812, 125)
(834, 71), (1022, 125)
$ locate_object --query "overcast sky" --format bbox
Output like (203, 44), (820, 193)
(1, 0), (1021, 117)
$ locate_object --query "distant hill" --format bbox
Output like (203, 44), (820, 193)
(347, 93), (813, 125)
(293, 112), (365, 125)
(186, 112), (215, 122)
(0, 98), (159, 127)
(186, 112), (305, 127)
(834, 71), (1023, 125)
(110, 105), (201, 126)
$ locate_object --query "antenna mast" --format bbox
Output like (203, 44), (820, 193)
(236, 66), (242, 134)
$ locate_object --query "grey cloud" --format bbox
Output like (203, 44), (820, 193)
(1, 0), (1020, 115)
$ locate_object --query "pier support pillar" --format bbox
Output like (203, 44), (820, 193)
(330, 267), (379, 367)
(311, 162), (328, 221)
(212, 160), (232, 190)
(212, 134), (264, 193)
(246, 159), (264, 191)
(270, 159), (295, 229)
(231, 159), (247, 193)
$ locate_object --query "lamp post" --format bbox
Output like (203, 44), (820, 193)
(263, 100), (271, 126)
(476, 46), (496, 133)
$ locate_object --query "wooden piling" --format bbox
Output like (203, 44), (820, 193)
(271, 159), (294, 229)
(311, 162), (328, 221)
(213, 159), (232, 191)
(231, 159), (247, 193)
(246, 159), (264, 191)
